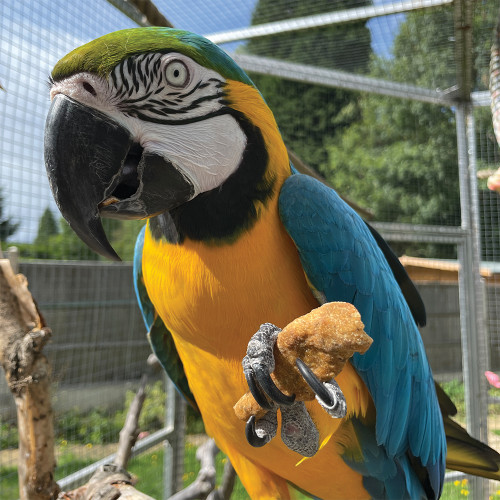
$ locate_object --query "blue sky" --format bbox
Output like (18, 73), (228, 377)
(160, 0), (403, 59)
(0, 0), (403, 243)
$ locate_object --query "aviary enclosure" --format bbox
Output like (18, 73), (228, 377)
(0, 0), (499, 498)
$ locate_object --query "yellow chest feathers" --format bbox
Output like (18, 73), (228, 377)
(142, 202), (319, 359)
(141, 78), (319, 357)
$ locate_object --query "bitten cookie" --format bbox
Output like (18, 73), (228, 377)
(234, 302), (372, 421)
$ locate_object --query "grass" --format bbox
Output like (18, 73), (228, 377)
(0, 442), (251, 499)
(0, 465), (18, 499)
(128, 449), (165, 499)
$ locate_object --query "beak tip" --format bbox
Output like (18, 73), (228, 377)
(110, 252), (122, 262)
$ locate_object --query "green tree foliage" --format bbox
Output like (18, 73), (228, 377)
(34, 207), (59, 245)
(323, 6), (497, 257)
(29, 218), (101, 260)
(22, 211), (144, 261)
(246, 0), (372, 171)
(107, 219), (145, 260)
(326, 9), (460, 228)
(0, 189), (19, 243)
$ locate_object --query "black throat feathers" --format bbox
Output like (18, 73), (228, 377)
(149, 111), (276, 245)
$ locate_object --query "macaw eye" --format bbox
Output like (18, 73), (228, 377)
(165, 60), (189, 88)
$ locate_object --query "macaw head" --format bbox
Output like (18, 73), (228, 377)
(45, 27), (287, 260)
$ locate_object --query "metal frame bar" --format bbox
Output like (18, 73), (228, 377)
(370, 222), (466, 244)
(456, 102), (488, 499)
(57, 425), (174, 490)
(163, 377), (185, 498)
(233, 54), (456, 106)
(453, 0), (474, 101)
(206, 0), (453, 44)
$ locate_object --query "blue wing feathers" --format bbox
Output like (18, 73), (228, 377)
(279, 173), (445, 498)
(386, 374), (411, 456)
(133, 226), (155, 330)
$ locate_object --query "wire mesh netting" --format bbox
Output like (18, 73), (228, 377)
(0, 1), (155, 497)
(0, 0), (500, 498)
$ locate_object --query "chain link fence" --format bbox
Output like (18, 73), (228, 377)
(1, 0), (499, 498)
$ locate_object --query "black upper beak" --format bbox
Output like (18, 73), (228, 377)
(44, 94), (194, 260)
(45, 95), (132, 260)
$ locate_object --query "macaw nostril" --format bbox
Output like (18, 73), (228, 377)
(82, 81), (97, 96)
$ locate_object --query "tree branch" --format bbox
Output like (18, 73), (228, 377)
(0, 259), (59, 499)
(58, 464), (155, 500)
(206, 459), (236, 500)
(168, 439), (236, 500)
(169, 439), (218, 500)
(114, 374), (148, 470)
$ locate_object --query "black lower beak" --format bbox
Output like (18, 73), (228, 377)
(44, 94), (194, 260)
(44, 94), (132, 260)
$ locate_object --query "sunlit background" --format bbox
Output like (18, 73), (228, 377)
(1, 0), (500, 498)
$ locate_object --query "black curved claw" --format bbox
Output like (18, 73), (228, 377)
(245, 371), (273, 410)
(254, 366), (296, 406)
(245, 416), (268, 448)
(296, 358), (335, 407)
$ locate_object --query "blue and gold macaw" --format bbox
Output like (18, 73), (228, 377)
(44, 27), (500, 499)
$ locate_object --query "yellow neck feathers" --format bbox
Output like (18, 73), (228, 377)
(225, 79), (290, 186)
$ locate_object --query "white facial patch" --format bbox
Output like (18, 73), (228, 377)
(142, 114), (247, 196)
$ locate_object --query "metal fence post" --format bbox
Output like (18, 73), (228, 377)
(456, 103), (489, 498)
(7, 246), (19, 274)
(163, 376), (186, 499)
(173, 391), (186, 491)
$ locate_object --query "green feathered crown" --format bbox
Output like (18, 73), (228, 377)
(52, 27), (253, 86)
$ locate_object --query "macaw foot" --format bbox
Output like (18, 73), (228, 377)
(242, 322), (347, 455)
(242, 323), (295, 409)
(245, 401), (320, 457)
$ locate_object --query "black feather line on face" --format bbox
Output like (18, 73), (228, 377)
(137, 60), (145, 84)
(176, 80), (202, 99)
(120, 63), (129, 93)
(110, 68), (118, 89)
(119, 91), (154, 106)
(150, 110), (274, 244)
(110, 53), (226, 122)
(122, 107), (229, 125)
(119, 87), (224, 121)
(132, 70), (140, 93)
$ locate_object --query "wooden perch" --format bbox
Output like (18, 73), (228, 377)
(0, 258), (158, 499)
(0, 258), (59, 499)
(169, 439), (218, 500)
(58, 464), (154, 500)
(207, 458), (235, 500)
